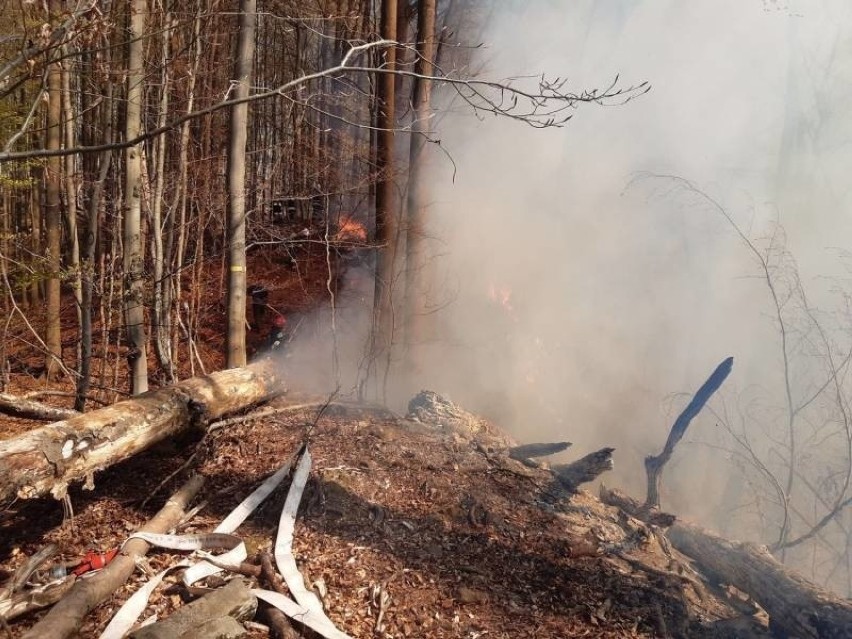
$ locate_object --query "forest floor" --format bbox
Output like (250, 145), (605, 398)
(0, 398), (774, 638)
(0, 229), (773, 638)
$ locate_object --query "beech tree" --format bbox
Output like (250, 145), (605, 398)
(0, 0), (646, 404)
(403, 0), (437, 366)
(123, 0), (148, 394)
(369, 0), (400, 397)
(226, 0), (258, 368)
(44, 0), (63, 380)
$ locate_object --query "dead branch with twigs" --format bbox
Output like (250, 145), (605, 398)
(630, 174), (852, 592)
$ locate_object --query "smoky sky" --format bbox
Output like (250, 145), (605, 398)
(284, 1), (852, 564)
(414, 0), (852, 529)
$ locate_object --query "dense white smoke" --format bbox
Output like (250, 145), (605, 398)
(284, 0), (852, 590)
(417, 0), (852, 540)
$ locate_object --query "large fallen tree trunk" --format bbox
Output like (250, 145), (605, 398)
(0, 360), (282, 503)
(600, 486), (852, 639)
(667, 523), (852, 639)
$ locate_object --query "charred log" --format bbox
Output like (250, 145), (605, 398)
(668, 522), (852, 639)
(552, 447), (615, 492)
(0, 360), (282, 504)
(508, 441), (571, 462)
(645, 357), (733, 508)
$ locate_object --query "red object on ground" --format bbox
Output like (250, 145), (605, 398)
(71, 548), (119, 576)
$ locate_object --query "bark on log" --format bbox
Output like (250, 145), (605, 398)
(599, 486), (852, 639)
(0, 543), (65, 621)
(128, 577), (256, 639)
(0, 360), (282, 503)
(259, 553), (299, 638)
(22, 474), (205, 639)
(0, 578), (75, 622)
(0, 392), (79, 421)
(261, 605), (300, 639)
(667, 522), (852, 639)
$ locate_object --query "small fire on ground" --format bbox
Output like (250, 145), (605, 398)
(336, 215), (367, 243)
(488, 283), (515, 315)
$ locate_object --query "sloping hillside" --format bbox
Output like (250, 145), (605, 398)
(1, 395), (771, 638)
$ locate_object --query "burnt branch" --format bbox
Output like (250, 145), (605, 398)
(645, 357), (733, 508)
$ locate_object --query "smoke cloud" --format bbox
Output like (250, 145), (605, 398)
(284, 0), (852, 591)
(418, 0), (852, 540)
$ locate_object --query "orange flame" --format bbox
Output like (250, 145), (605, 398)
(488, 283), (514, 313)
(336, 215), (367, 243)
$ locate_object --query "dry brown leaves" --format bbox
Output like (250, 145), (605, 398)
(1, 400), (768, 638)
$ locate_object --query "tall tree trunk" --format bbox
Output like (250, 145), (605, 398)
(151, 9), (175, 380)
(225, 0), (257, 368)
(29, 186), (40, 307)
(76, 82), (112, 412)
(169, 0), (202, 376)
(44, 0), (63, 380)
(369, 0), (399, 399)
(61, 45), (83, 372)
(124, 0), (149, 394)
(394, 0), (412, 115)
(403, 0), (437, 365)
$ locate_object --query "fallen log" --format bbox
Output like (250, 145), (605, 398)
(552, 447), (615, 492)
(0, 392), (79, 421)
(0, 577), (75, 622)
(22, 474), (205, 639)
(669, 523), (852, 639)
(508, 441), (571, 462)
(0, 544), (71, 622)
(0, 360), (282, 504)
(599, 486), (852, 639)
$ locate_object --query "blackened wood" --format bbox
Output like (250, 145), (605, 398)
(552, 447), (615, 492)
(508, 441), (571, 461)
(645, 357), (733, 508)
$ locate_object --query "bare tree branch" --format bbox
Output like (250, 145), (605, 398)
(0, 0), (98, 87)
(0, 39), (649, 162)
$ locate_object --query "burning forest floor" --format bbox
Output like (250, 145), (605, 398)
(0, 394), (773, 638)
